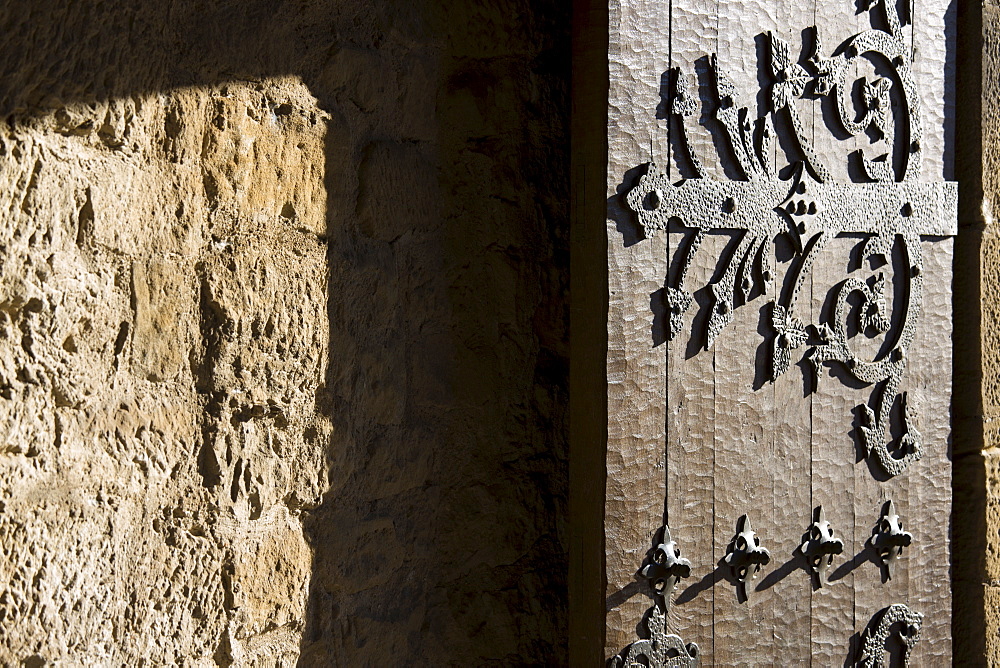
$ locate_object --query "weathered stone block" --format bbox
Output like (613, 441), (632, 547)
(131, 259), (195, 382)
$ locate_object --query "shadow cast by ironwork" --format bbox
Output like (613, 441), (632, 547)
(675, 565), (726, 606)
(826, 545), (886, 584)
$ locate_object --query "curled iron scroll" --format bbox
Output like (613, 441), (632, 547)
(611, 525), (699, 667)
(625, 0), (956, 477)
(609, 606), (700, 668)
(857, 604), (922, 667)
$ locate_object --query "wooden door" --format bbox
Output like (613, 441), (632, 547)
(604, 0), (955, 665)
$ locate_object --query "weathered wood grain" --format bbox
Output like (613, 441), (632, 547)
(710, 0), (780, 662)
(853, 240), (913, 668)
(664, 0), (719, 660)
(808, 4), (863, 665)
(908, 2), (954, 664)
(770, 284), (813, 668)
(811, 234), (863, 667)
(604, 232), (669, 658)
(907, 239), (954, 666)
(711, 302), (774, 665)
(765, 1), (825, 663)
(913, 0), (953, 182)
(604, 0), (673, 659)
(604, 0), (954, 663)
(900, 4), (952, 664)
(665, 231), (720, 662)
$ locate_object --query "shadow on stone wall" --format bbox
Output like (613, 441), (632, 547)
(0, 1), (569, 664)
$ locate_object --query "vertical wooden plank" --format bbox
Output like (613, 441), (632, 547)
(809, 3), (861, 665)
(770, 278), (813, 668)
(766, 0), (817, 664)
(811, 235), (865, 666)
(906, 238), (953, 666)
(664, 0), (718, 662)
(711, 279), (773, 666)
(712, 1), (776, 662)
(665, 234), (720, 661)
(604, 0), (672, 659)
(604, 234), (668, 659)
(758, 0), (813, 665)
(849, 200), (911, 660)
(913, 0), (953, 182)
(908, 0), (954, 662)
(852, 248), (911, 667)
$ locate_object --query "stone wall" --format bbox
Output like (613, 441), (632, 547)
(955, 1), (999, 664)
(0, 1), (569, 665)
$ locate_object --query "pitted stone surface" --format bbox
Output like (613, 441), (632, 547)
(0, 1), (569, 665)
(0, 77), (333, 667)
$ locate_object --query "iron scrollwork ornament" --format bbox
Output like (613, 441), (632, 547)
(612, 525), (699, 668)
(723, 514), (771, 600)
(639, 525), (692, 610)
(798, 505), (844, 587)
(857, 604), (922, 667)
(868, 500), (913, 580)
(610, 606), (700, 668)
(625, 0), (957, 477)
